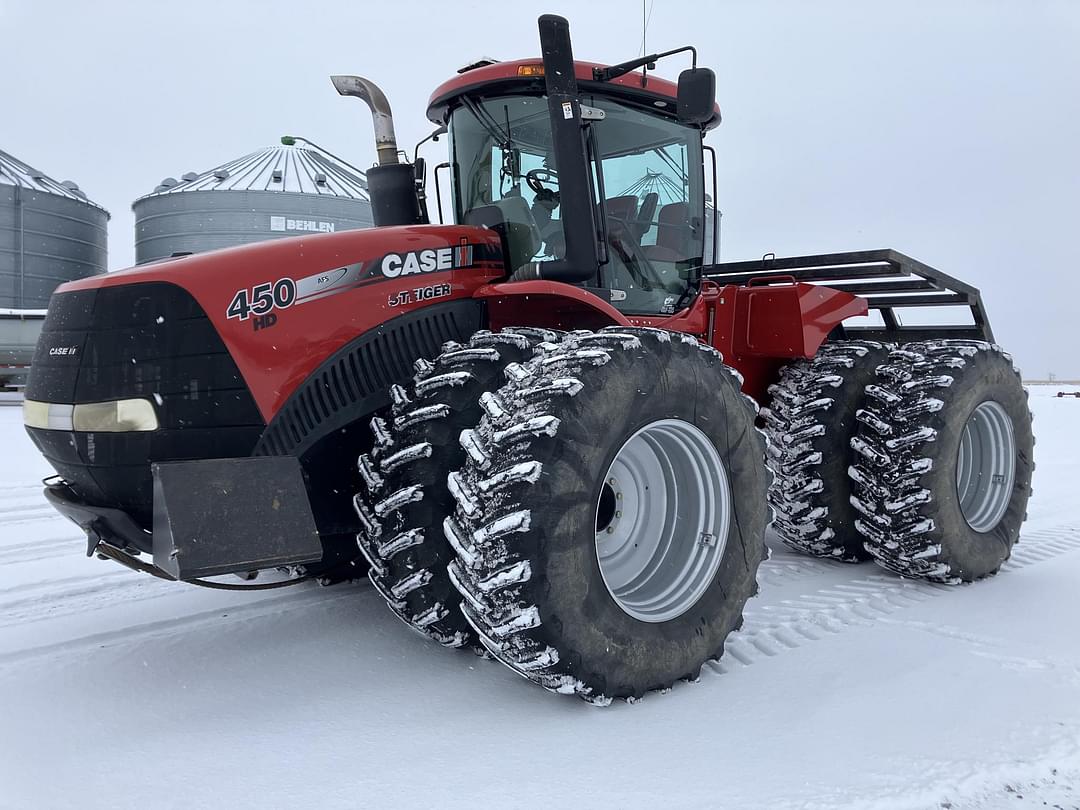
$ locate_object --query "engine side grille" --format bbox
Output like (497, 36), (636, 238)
(255, 299), (485, 458)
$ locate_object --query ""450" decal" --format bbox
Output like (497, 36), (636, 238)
(226, 278), (297, 321)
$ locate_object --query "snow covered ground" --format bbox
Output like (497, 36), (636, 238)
(1, 386), (1078, 809)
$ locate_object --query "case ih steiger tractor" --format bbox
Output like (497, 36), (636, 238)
(24, 15), (1033, 704)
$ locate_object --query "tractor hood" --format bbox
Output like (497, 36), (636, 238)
(52, 225), (505, 419)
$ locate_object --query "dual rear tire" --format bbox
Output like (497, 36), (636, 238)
(763, 340), (892, 561)
(353, 327), (558, 646)
(849, 340), (1034, 581)
(766, 339), (1033, 581)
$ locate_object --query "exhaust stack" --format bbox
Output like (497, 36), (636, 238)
(332, 74), (424, 226)
(331, 75), (400, 166)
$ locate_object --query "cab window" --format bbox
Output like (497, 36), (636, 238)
(589, 97), (705, 315)
(448, 92), (705, 316)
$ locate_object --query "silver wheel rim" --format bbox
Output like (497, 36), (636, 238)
(594, 418), (731, 623)
(956, 400), (1016, 533)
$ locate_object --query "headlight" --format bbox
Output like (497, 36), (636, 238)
(24, 398), (159, 432)
(23, 399), (70, 430)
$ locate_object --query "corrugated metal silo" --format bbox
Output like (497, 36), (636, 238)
(0, 148), (109, 308)
(0, 148), (109, 389)
(133, 142), (373, 264)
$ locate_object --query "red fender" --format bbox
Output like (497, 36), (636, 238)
(709, 279), (868, 403)
(475, 280), (631, 332)
(474, 278), (866, 406)
(731, 280), (868, 359)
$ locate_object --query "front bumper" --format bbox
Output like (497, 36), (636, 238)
(45, 477), (150, 554)
(44, 456), (323, 581)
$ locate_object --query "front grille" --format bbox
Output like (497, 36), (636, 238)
(25, 282), (264, 526)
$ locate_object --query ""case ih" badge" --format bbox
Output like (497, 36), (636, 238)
(380, 244), (474, 278)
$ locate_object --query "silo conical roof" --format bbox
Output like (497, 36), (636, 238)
(132, 141), (374, 265)
(1, 147), (109, 310)
(0, 148), (110, 215)
(136, 143), (369, 201)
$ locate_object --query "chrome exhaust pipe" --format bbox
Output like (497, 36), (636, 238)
(331, 74), (423, 225)
(331, 75), (400, 166)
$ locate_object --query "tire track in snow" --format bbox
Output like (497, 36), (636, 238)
(0, 569), (137, 620)
(0, 585), (361, 669)
(708, 525), (1080, 677)
(0, 483), (46, 496)
(755, 554), (843, 589)
(0, 484), (48, 506)
(0, 533), (83, 565)
(1006, 526), (1080, 568)
(0, 505), (63, 525)
(0, 535), (839, 639)
(0, 485), (61, 529)
(0, 565), (128, 596)
(0, 558), (350, 637)
(1, 526), (1076, 673)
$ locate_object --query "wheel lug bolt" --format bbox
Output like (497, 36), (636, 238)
(606, 527), (614, 534)
(615, 511), (621, 518)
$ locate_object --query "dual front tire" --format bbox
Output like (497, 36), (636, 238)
(355, 327), (769, 704)
(444, 329), (768, 703)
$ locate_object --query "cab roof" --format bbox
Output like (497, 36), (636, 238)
(426, 58), (721, 130)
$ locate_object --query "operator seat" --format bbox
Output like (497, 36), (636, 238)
(604, 195), (639, 226)
(644, 202), (693, 263)
(631, 192), (659, 241)
(463, 197), (541, 272)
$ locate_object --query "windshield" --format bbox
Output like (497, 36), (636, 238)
(449, 93), (705, 315)
(450, 95), (563, 270)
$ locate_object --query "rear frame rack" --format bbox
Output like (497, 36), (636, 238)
(703, 249), (994, 343)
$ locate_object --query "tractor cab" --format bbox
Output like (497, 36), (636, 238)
(421, 23), (721, 316)
(435, 79), (708, 315)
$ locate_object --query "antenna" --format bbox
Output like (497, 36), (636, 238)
(640, 0), (655, 84)
(641, 0), (645, 56)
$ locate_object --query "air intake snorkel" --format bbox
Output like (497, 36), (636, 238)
(331, 74), (425, 226)
(530, 14), (603, 284)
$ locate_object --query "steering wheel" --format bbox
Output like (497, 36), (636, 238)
(524, 168), (561, 257)
(525, 168), (559, 196)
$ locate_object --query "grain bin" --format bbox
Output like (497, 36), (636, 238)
(133, 141), (373, 264)
(0, 148), (108, 389)
(0, 148), (109, 308)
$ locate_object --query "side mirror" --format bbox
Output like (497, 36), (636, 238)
(677, 67), (716, 125)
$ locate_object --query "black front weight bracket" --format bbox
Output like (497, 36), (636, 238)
(151, 456), (323, 581)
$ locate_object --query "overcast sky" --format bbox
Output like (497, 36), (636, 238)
(3, 0), (1078, 377)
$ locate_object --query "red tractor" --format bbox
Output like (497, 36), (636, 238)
(24, 15), (1033, 704)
